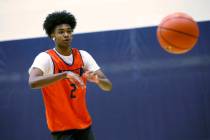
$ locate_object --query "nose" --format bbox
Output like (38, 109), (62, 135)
(64, 32), (71, 38)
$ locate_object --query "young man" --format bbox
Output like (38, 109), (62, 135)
(28, 11), (112, 140)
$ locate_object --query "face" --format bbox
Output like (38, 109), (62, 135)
(52, 24), (73, 48)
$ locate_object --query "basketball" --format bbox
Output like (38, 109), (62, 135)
(157, 12), (199, 54)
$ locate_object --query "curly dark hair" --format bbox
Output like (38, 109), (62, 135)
(43, 10), (77, 38)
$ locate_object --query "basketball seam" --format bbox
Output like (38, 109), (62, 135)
(159, 16), (196, 26)
(159, 17), (199, 37)
(159, 29), (193, 50)
(159, 27), (198, 38)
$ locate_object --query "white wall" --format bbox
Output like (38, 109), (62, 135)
(0, 0), (210, 41)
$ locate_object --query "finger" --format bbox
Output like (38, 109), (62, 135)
(66, 72), (85, 87)
(87, 71), (96, 79)
(74, 79), (85, 89)
(83, 71), (92, 78)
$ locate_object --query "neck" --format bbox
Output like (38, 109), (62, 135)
(55, 45), (72, 56)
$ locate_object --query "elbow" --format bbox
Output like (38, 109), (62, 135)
(29, 82), (35, 89)
(28, 80), (39, 89)
(104, 88), (112, 92)
(107, 84), (112, 92)
(103, 83), (112, 92)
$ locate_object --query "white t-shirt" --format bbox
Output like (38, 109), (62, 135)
(29, 49), (100, 75)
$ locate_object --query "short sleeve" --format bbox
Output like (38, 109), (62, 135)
(28, 52), (53, 75)
(79, 50), (100, 72)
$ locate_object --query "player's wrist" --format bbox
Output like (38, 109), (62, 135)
(62, 72), (69, 79)
(94, 78), (100, 84)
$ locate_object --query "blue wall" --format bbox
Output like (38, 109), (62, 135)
(0, 21), (210, 140)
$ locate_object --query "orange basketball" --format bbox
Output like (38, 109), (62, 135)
(157, 12), (199, 54)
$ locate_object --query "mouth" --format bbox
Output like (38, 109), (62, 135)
(63, 39), (71, 43)
(64, 38), (70, 41)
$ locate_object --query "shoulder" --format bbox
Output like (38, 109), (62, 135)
(78, 50), (100, 71)
(36, 52), (50, 58)
(29, 51), (53, 75)
(32, 51), (53, 68)
(79, 49), (89, 55)
(79, 50), (92, 58)
(35, 51), (51, 59)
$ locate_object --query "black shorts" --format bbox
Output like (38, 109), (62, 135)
(51, 126), (95, 140)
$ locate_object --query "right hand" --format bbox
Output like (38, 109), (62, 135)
(64, 71), (85, 88)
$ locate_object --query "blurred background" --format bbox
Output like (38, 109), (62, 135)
(0, 0), (210, 140)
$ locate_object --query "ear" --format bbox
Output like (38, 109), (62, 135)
(51, 33), (55, 40)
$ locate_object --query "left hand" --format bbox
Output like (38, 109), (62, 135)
(83, 71), (99, 84)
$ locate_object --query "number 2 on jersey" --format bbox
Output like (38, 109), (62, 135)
(70, 84), (77, 98)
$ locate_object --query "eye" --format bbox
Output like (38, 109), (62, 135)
(67, 30), (72, 34)
(58, 31), (64, 34)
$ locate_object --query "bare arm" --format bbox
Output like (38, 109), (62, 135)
(84, 69), (112, 91)
(28, 67), (67, 89)
(29, 67), (84, 89)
